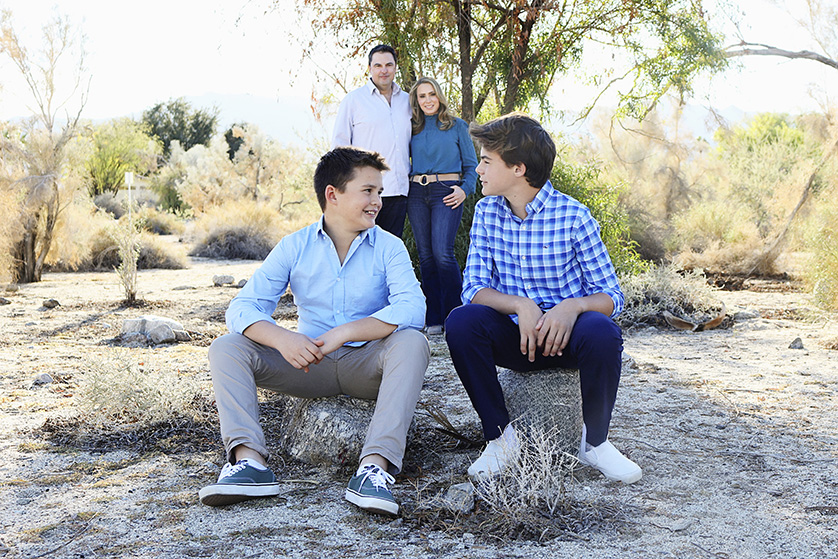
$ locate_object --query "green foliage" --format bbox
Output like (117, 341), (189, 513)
(550, 156), (647, 277)
(84, 118), (160, 196)
(141, 98), (219, 157)
(294, 0), (726, 121)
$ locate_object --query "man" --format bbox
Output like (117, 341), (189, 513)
(199, 147), (429, 516)
(445, 113), (642, 484)
(332, 44), (411, 238)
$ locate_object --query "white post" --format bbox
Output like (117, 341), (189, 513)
(124, 171), (134, 222)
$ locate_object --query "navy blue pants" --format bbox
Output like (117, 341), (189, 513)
(377, 195), (408, 239)
(407, 181), (464, 327)
(445, 304), (623, 446)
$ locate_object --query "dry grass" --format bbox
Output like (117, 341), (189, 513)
(190, 199), (312, 260)
(619, 264), (724, 327)
(77, 356), (207, 426)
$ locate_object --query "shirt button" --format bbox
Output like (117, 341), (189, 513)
(522, 256), (527, 260)
(336, 278), (341, 282)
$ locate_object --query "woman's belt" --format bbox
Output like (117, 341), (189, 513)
(410, 173), (461, 186)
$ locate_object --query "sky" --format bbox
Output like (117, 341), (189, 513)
(1, 0), (837, 145)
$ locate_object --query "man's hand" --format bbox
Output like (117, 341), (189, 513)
(515, 299), (544, 362)
(535, 299), (583, 357)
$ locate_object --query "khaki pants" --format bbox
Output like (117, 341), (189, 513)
(207, 329), (429, 474)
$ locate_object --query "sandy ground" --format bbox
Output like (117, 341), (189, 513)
(1, 257), (837, 558)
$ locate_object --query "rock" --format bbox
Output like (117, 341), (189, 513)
(789, 337), (805, 349)
(212, 275), (235, 287)
(42, 299), (60, 309)
(121, 332), (148, 346)
(4, 284), (19, 292)
(31, 372), (54, 386)
(272, 394), (413, 468)
(172, 285), (196, 291)
(0, 297), (10, 305)
(121, 315), (189, 345)
(441, 482), (475, 514)
(497, 367), (583, 456)
(733, 309), (760, 320)
(147, 322), (176, 344)
(237, 279), (248, 288)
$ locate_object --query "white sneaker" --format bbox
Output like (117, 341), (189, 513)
(578, 425), (642, 484)
(467, 424), (520, 481)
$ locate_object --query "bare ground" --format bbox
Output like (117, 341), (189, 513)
(1, 257), (837, 558)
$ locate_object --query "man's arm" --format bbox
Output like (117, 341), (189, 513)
(332, 94), (353, 148)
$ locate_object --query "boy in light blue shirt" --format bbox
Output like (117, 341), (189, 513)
(199, 147), (429, 516)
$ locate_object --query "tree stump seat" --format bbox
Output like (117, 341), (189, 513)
(497, 366), (583, 456)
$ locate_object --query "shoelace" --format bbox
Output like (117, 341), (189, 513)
(359, 465), (395, 490)
(220, 460), (250, 480)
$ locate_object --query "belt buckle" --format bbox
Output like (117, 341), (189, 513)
(419, 174), (430, 186)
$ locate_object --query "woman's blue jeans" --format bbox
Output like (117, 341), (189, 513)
(407, 180), (464, 327)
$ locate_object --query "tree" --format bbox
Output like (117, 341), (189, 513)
(85, 118), (160, 196)
(724, 0), (838, 72)
(289, 0), (726, 121)
(141, 98), (219, 158)
(0, 9), (88, 283)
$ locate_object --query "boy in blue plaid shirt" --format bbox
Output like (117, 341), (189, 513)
(445, 113), (641, 484)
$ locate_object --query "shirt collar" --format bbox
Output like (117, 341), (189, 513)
(365, 79), (403, 97)
(525, 181), (555, 216)
(315, 215), (375, 245)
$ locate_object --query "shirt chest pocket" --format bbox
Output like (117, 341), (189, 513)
(345, 272), (387, 316)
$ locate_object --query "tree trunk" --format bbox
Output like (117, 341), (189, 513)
(456, 0), (474, 122)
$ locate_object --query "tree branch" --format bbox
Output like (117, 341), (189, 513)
(724, 41), (838, 71)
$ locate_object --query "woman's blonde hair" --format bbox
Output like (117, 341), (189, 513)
(409, 77), (454, 135)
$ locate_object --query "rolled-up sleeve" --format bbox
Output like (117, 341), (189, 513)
(573, 212), (625, 318)
(225, 241), (292, 334)
(370, 238), (426, 330)
(457, 120), (479, 196)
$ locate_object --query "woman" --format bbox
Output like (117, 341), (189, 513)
(407, 77), (478, 335)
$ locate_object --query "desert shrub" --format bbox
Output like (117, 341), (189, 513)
(551, 155), (647, 277)
(110, 218), (140, 303)
(0, 182), (21, 284)
(807, 207), (838, 310)
(471, 426), (625, 541)
(93, 193), (126, 218)
(78, 357), (207, 426)
(58, 223), (188, 272)
(135, 206), (185, 236)
(190, 199), (291, 260)
(618, 263), (724, 327)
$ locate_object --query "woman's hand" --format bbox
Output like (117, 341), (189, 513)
(443, 185), (466, 209)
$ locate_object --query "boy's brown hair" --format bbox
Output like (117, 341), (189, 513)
(313, 147), (389, 211)
(469, 112), (556, 189)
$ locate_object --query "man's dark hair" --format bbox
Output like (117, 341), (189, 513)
(368, 44), (398, 66)
(314, 147), (389, 211)
(469, 112), (556, 189)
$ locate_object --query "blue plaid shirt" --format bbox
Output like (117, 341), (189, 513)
(462, 181), (624, 319)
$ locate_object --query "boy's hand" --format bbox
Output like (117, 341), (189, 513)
(535, 299), (582, 357)
(274, 330), (325, 372)
(315, 328), (347, 356)
(516, 299), (544, 362)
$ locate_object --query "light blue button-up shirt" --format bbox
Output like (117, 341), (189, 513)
(462, 182), (624, 319)
(332, 80), (412, 198)
(226, 217), (425, 344)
